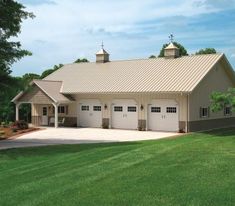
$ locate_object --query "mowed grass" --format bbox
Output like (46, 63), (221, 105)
(0, 128), (235, 206)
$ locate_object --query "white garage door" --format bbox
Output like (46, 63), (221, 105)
(148, 99), (179, 132)
(111, 99), (138, 130)
(79, 99), (102, 128)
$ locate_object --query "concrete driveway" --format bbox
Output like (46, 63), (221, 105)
(0, 128), (181, 150)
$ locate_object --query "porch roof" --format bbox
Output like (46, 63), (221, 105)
(12, 80), (74, 104)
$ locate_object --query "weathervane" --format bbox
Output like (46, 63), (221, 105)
(169, 34), (174, 43)
(101, 41), (104, 49)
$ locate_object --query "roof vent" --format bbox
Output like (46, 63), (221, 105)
(96, 42), (109, 63)
(164, 42), (179, 59)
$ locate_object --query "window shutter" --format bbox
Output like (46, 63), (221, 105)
(199, 107), (202, 118)
(66, 106), (69, 115)
(207, 107), (210, 118)
(223, 105), (226, 116)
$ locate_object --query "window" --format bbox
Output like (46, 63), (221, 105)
(43, 107), (47, 115)
(224, 106), (232, 116)
(58, 106), (65, 114)
(128, 106), (137, 112)
(166, 107), (177, 113)
(93, 106), (101, 111)
(151, 107), (161, 113)
(200, 107), (208, 118)
(81, 105), (89, 111)
(114, 106), (123, 112)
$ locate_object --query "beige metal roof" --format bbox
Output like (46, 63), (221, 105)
(44, 53), (224, 94)
(32, 80), (73, 103)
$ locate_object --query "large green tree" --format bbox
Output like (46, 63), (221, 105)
(158, 42), (188, 57)
(0, 0), (34, 84)
(196, 48), (217, 55)
(0, 0), (34, 122)
(210, 88), (235, 112)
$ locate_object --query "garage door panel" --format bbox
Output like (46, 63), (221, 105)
(148, 100), (179, 132)
(79, 100), (102, 128)
(112, 100), (138, 130)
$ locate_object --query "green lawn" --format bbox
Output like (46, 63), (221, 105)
(0, 128), (235, 206)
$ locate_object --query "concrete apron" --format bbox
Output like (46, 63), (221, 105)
(0, 128), (181, 150)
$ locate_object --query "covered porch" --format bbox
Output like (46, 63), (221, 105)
(12, 80), (76, 128)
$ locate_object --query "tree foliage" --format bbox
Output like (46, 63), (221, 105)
(74, 58), (89, 63)
(210, 88), (235, 112)
(0, 0), (34, 75)
(196, 48), (217, 55)
(0, 0), (34, 122)
(149, 55), (156, 59)
(158, 42), (188, 57)
(40, 64), (64, 79)
(0, 55), (90, 122)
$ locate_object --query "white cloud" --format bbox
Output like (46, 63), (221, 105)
(12, 0), (234, 76)
(231, 54), (235, 58)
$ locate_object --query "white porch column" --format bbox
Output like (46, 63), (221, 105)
(53, 103), (59, 128)
(15, 103), (21, 121)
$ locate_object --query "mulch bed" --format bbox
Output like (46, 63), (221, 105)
(0, 127), (41, 140)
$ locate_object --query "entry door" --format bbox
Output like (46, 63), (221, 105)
(148, 100), (179, 132)
(42, 106), (48, 126)
(79, 100), (102, 128)
(111, 100), (138, 130)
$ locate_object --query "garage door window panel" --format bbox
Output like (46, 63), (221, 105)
(81, 105), (89, 111)
(128, 106), (137, 112)
(93, 106), (101, 111)
(166, 107), (177, 113)
(114, 106), (123, 112)
(151, 107), (161, 113)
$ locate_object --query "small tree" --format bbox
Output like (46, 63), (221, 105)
(158, 42), (188, 57)
(74, 58), (89, 63)
(196, 48), (217, 55)
(149, 55), (156, 59)
(210, 88), (235, 112)
(40, 64), (64, 79)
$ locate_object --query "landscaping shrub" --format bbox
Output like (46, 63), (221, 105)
(1, 122), (6, 128)
(0, 130), (5, 139)
(11, 120), (28, 130)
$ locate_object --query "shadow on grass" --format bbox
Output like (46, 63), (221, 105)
(196, 127), (235, 137)
(0, 140), (141, 159)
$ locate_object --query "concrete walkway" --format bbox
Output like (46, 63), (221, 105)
(0, 128), (181, 150)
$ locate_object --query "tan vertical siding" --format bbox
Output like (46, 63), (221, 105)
(189, 62), (235, 121)
(17, 86), (52, 104)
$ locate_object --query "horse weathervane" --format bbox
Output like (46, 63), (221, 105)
(169, 34), (174, 43)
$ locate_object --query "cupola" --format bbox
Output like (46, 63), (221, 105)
(96, 42), (110, 63)
(164, 42), (179, 59)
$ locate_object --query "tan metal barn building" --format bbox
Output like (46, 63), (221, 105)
(12, 43), (235, 132)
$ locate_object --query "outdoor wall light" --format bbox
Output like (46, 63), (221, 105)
(104, 104), (108, 110)
(140, 104), (144, 111)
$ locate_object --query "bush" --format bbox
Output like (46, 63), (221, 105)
(11, 120), (28, 130)
(11, 126), (18, 133)
(1, 122), (6, 127)
(0, 130), (5, 139)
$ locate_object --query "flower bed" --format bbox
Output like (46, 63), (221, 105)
(0, 121), (40, 140)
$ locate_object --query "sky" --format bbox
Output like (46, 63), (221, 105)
(12, 0), (235, 76)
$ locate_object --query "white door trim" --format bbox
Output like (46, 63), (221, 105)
(42, 106), (48, 126)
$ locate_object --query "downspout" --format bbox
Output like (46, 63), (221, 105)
(186, 93), (189, 133)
